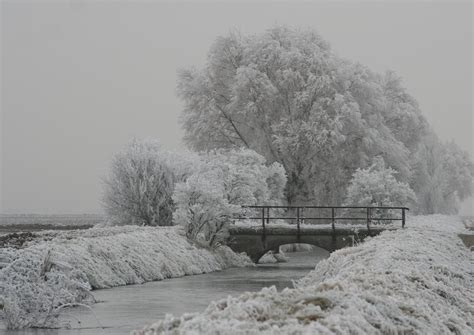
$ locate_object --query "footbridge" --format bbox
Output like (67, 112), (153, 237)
(226, 205), (408, 263)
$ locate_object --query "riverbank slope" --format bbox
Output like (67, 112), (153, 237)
(0, 226), (251, 329)
(137, 215), (473, 334)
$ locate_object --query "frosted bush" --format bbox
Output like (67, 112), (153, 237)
(173, 148), (286, 246)
(345, 157), (416, 208)
(173, 170), (239, 247)
(0, 247), (92, 329)
(344, 157), (416, 220)
(103, 139), (198, 226)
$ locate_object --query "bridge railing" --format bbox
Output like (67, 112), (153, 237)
(235, 205), (409, 236)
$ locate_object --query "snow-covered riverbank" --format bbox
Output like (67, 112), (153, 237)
(0, 226), (252, 329)
(136, 215), (473, 334)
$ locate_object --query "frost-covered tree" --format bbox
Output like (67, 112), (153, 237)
(177, 26), (427, 205)
(410, 134), (473, 214)
(380, 71), (429, 153)
(173, 148), (286, 246)
(344, 157), (416, 209)
(102, 139), (196, 226)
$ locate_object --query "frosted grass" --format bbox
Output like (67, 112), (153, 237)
(0, 226), (252, 329)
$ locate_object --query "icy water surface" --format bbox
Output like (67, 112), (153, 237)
(4, 249), (328, 335)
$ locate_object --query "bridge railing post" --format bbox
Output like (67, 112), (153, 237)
(331, 207), (337, 249)
(331, 207), (335, 233)
(402, 208), (406, 228)
(367, 207), (371, 233)
(262, 207), (266, 235)
(296, 207), (300, 240)
(266, 207), (270, 226)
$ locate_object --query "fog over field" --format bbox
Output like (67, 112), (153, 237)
(1, 1), (472, 214)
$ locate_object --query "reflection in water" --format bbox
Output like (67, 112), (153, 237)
(3, 249), (328, 335)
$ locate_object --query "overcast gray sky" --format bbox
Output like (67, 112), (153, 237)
(1, 1), (472, 214)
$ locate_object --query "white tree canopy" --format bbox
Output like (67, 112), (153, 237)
(178, 26), (429, 206)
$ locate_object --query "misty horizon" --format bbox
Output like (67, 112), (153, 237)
(1, 1), (472, 215)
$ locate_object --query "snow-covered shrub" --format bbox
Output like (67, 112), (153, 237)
(0, 247), (93, 329)
(103, 139), (197, 226)
(344, 157), (416, 220)
(344, 157), (416, 208)
(173, 148), (286, 246)
(173, 170), (239, 247)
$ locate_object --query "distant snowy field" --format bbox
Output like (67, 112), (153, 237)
(136, 215), (473, 335)
(0, 214), (104, 233)
(0, 226), (252, 329)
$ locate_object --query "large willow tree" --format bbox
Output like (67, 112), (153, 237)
(177, 26), (471, 210)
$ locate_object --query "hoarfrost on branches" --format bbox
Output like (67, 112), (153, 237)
(178, 26), (422, 205)
(102, 139), (198, 226)
(344, 156), (416, 208)
(177, 25), (473, 213)
(173, 148), (286, 247)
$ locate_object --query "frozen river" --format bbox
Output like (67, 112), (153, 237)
(3, 249), (328, 335)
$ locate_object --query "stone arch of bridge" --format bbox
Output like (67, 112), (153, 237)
(255, 241), (332, 264)
(253, 238), (335, 263)
(227, 233), (351, 263)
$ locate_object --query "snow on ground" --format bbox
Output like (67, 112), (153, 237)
(258, 251), (289, 264)
(136, 215), (473, 334)
(0, 226), (252, 329)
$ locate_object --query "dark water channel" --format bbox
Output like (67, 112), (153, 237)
(3, 249), (328, 335)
